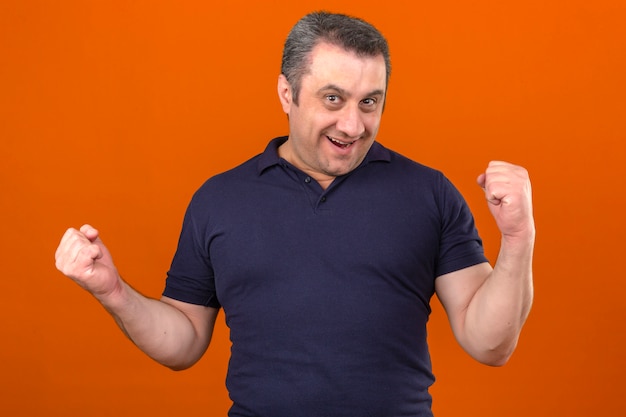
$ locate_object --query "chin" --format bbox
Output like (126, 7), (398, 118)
(326, 163), (359, 177)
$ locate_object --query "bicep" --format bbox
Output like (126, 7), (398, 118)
(161, 296), (219, 349)
(435, 262), (492, 334)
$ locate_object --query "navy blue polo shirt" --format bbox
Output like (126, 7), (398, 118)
(164, 136), (487, 417)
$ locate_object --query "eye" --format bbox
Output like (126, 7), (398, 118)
(326, 94), (340, 103)
(360, 97), (379, 112)
(361, 97), (377, 106)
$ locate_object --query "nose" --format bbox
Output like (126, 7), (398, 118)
(336, 104), (365, 139)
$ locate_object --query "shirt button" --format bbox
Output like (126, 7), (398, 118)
(304, 177), (311, 183)
(320, 196), (326, 202)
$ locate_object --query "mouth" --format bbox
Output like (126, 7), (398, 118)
(327, 136), (355, 149)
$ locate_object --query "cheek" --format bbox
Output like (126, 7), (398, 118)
(363, 113), (382, 133)
(301, 113), (337, 138)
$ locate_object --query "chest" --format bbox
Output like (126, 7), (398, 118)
(206, 177), (443, 315)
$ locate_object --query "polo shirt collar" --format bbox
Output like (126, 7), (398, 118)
(257, 136), (391, 175)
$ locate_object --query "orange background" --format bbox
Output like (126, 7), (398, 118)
(2, 1), (625, 415)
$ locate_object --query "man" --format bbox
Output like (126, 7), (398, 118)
(55, 11), (534, 417)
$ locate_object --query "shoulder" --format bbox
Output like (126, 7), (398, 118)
(194, 136), (286, 197)
(367, 142), (455, 193)
(185, 138), (290, 220)
(188, 157), (258, 205)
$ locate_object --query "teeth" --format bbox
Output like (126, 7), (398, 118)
(329, 137), (352, 146)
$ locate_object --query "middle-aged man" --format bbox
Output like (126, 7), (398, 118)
(55, 11), (534, 416)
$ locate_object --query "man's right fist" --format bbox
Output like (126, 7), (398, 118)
(55, 225), (120, 299)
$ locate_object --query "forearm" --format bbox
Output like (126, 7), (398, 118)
(464, 233), (534, 365)
(97, 279), (212, 370)
(55, 226), (214, 370)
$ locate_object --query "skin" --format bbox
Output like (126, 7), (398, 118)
(54, 41), (534, 370)
(277, 42), (387, 190)
(437, 161), (534, 365)
(55, 224), (218, 370)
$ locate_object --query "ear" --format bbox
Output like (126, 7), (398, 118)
(277, 74), (293, 114)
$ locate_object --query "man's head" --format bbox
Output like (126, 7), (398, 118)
(276, 12), (389, 186)
(281, 11), (391, 106)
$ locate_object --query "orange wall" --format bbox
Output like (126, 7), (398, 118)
(2, 1), (625, 415)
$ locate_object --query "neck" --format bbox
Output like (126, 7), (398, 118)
(277, 140), (336, 190)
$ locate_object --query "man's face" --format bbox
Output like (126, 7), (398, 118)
(277, 42), (387, 186)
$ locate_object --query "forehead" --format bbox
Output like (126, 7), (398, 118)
(303, 42), (387, 94)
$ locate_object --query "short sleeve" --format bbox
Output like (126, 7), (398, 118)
(435, 175), (489, 277)
(163, 193), (221, 308)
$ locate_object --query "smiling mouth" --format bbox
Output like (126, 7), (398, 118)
(327, 136), (355, 149)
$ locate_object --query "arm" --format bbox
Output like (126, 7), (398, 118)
(435, 161), (534, 366)
(55, 224), (218, 370)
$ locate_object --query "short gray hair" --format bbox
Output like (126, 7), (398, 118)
(281, 11), (391, 105)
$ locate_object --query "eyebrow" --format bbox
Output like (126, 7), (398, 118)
(317, 84), (385, 98)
